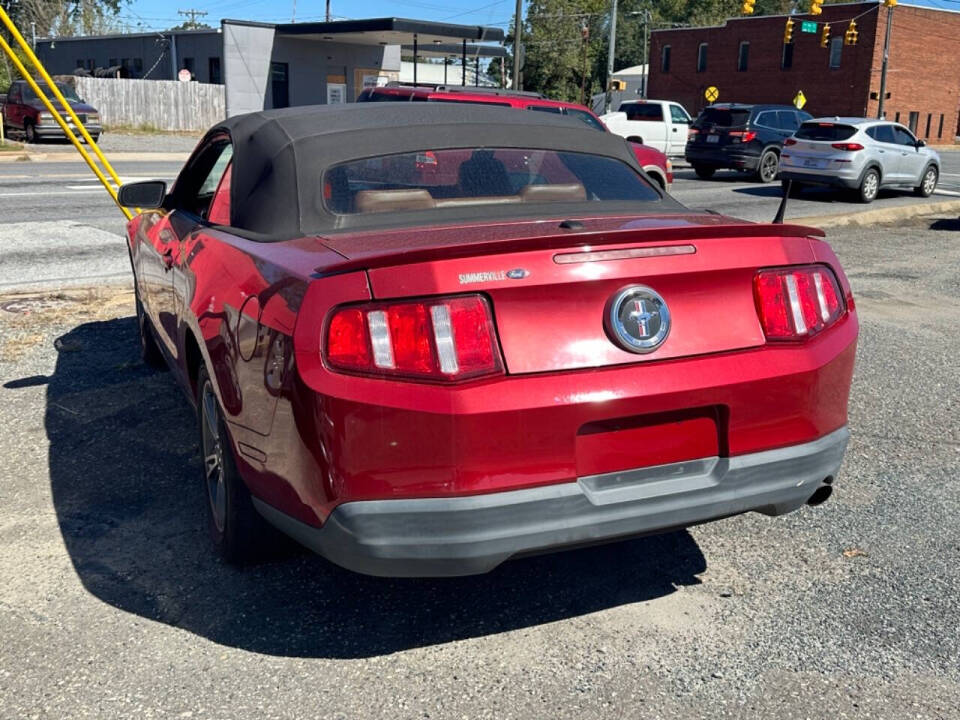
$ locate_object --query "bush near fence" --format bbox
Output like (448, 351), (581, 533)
(58, 76), (225, 132)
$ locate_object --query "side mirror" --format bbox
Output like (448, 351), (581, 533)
(118, 180), (166, 208)
(916, 139), (926, 149)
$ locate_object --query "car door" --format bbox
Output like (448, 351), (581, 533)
(5, 84), (22, 129)
(144, 135), (233, 358)
(668, 104), (691, 155)
(892, 125), (926, 184)
(868, 124), (903, 183)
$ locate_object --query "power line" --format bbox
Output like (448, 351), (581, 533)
(177, 9), (209, 28)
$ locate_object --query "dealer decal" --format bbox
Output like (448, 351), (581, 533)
(458, 268), (529, 285)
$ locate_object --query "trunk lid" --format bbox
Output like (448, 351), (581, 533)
(319, 215), (822, 375)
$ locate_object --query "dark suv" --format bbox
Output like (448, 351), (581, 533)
(685, 104), (812, 182)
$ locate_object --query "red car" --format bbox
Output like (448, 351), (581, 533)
(359, 83), (673, 190)
(119, 104), (856, 577)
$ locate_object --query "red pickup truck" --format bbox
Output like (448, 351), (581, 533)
(1, 79), (101, 143)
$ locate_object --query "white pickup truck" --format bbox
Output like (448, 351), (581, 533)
(600, 99), (693, 157)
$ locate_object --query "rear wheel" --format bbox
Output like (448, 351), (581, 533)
(627, 136), (643, 145)
(693, 165), (715, 180)
(858, 167), (880, 203)
(915, 165), (938, 197)
(756, 149), (779, 183)
(197, 366), (267, 564)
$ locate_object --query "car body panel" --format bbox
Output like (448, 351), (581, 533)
(123, 105), (858, 574)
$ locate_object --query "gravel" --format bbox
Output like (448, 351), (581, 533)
(0, 216), (958, 718)
(25, 130), (202, 154)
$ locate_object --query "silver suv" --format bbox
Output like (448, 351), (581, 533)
(779, 117), (940, 203)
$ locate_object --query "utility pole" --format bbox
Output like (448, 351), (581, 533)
(512, 0), (522, 90)
(641, 10), (649, 98)
(578, 22), (590, 106)
(604, 0), (618, 114)
(877, 1), (894, 119)
(177, 9), (208, 29)
(31, 22), (36, 51)
(326, 0), (331, 22)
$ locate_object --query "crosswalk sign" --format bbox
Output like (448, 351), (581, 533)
(793, 90), (807, 109)
(705, 86), (719, 103)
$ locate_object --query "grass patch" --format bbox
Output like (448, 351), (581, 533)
(103, 123), (202, 137)
(0, 140), (25, 152)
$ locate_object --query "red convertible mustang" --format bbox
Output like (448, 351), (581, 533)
(119, 104), (857, 577)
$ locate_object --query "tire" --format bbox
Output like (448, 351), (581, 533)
(915, 165), (938, 197)
(136, 293), (166, 369)
(89, 133), (101, 144)
(693, 165), (715, 180)
(627, 136), (644, 145)
(24, 121), (37, 143)
(756, 149), (779, 183)
(197, 365), (267, 564)
(858, 167), (880, 203)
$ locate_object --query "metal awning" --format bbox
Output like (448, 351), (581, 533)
(269, 17), (503, 45)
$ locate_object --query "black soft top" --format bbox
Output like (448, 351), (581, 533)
(206, 103), (682, 239)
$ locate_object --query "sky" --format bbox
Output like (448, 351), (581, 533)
(118, 0), (521, 33)
(118, 0), (957, 34)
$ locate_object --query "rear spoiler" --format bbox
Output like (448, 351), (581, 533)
(313, 220), (825, 276)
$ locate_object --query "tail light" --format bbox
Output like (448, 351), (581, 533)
(831, 142), (864, 151)
(784, 138), (797, 146)
(729, 130), (757, 143)
(325, 295), (503, 382)
(754, 265), (846, 340)
(688, 127), (699, 139)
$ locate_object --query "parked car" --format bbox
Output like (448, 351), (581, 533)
(686, 104), (812, 182)
(1, 79), (102, 143)
(599, 99), (693, 157)
(779, 117), (940, 203)
(359, 83), (674, 190)
(117, 103), (856, 577)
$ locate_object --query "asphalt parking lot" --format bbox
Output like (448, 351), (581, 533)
(1, 211), (958, 718)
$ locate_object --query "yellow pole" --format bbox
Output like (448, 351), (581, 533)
(0, 34), (132, 219)
(0, 4), (125, 189)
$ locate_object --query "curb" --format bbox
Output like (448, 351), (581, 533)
(0, 151), (191, 163)
(793, 198), (960, 229)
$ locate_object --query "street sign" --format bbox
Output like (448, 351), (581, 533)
(704, 86), (719, 102)
(801, 21), (817, 33)
(793, 90), (807, 109)
(177, 69), (191, 82)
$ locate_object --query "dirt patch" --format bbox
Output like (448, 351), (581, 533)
(0, 286), (134, 363)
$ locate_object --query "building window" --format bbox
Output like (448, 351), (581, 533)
(938, 113), (944, 139)
(737, 42), (749, 72)
(895, 111), (900, 123)
(829, 38), (842, 69)
(109, 58), (118, 67)
(76, 59), (84, 68)
(661, 45), (671, 73)
(925, 113), (932, 138)
(209, 57), (222, 84)
(781, 42), (793, 70)
(697, 43), (707, 73)
(270, 62), (289, 109)
(87, 59), (95, 71)
(183, 57), (195, 77)
(133, 58), (143, 74)
(908, 111), (919, 134)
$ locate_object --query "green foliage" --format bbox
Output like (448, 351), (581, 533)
(518, 0), (841, 102)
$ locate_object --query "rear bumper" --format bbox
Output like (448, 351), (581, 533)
(685, 146), (760, 170)
(780, 169), (860, 189)
(253, 426), (848, 577)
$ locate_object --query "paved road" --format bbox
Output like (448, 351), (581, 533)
(1, 215), (958, 717)
(669, 151), (960, 222)
(0, 160), (182, 289)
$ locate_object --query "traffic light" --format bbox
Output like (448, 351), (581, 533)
(741, 0), (755, 15)
(844, 20), (858, 45)
(820, 23), (831, 48)
(610, 79), (626, 91)
(884, 0), (897, 6)
(784, 18), (795, 44)
(810, 0), (823, 15)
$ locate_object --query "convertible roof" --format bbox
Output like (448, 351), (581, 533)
(205, 103), (680, 239)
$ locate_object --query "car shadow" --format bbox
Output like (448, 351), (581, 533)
(43, 317), (708, 659)
(929, 217), (960, 231)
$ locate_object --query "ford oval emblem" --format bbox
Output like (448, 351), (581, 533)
(505, 268), (529, 279)
(605, 285), (670, 354)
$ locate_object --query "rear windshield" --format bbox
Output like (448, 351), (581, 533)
(795, 122), (858, 141)
(621, 103), (663, 121)
(324, 148), (659, 215)
(694, 108), (751, 128)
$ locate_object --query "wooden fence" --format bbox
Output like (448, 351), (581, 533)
(67, 77), (225, 132)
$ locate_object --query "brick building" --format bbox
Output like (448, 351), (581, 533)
(647, 1), (960, 142)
